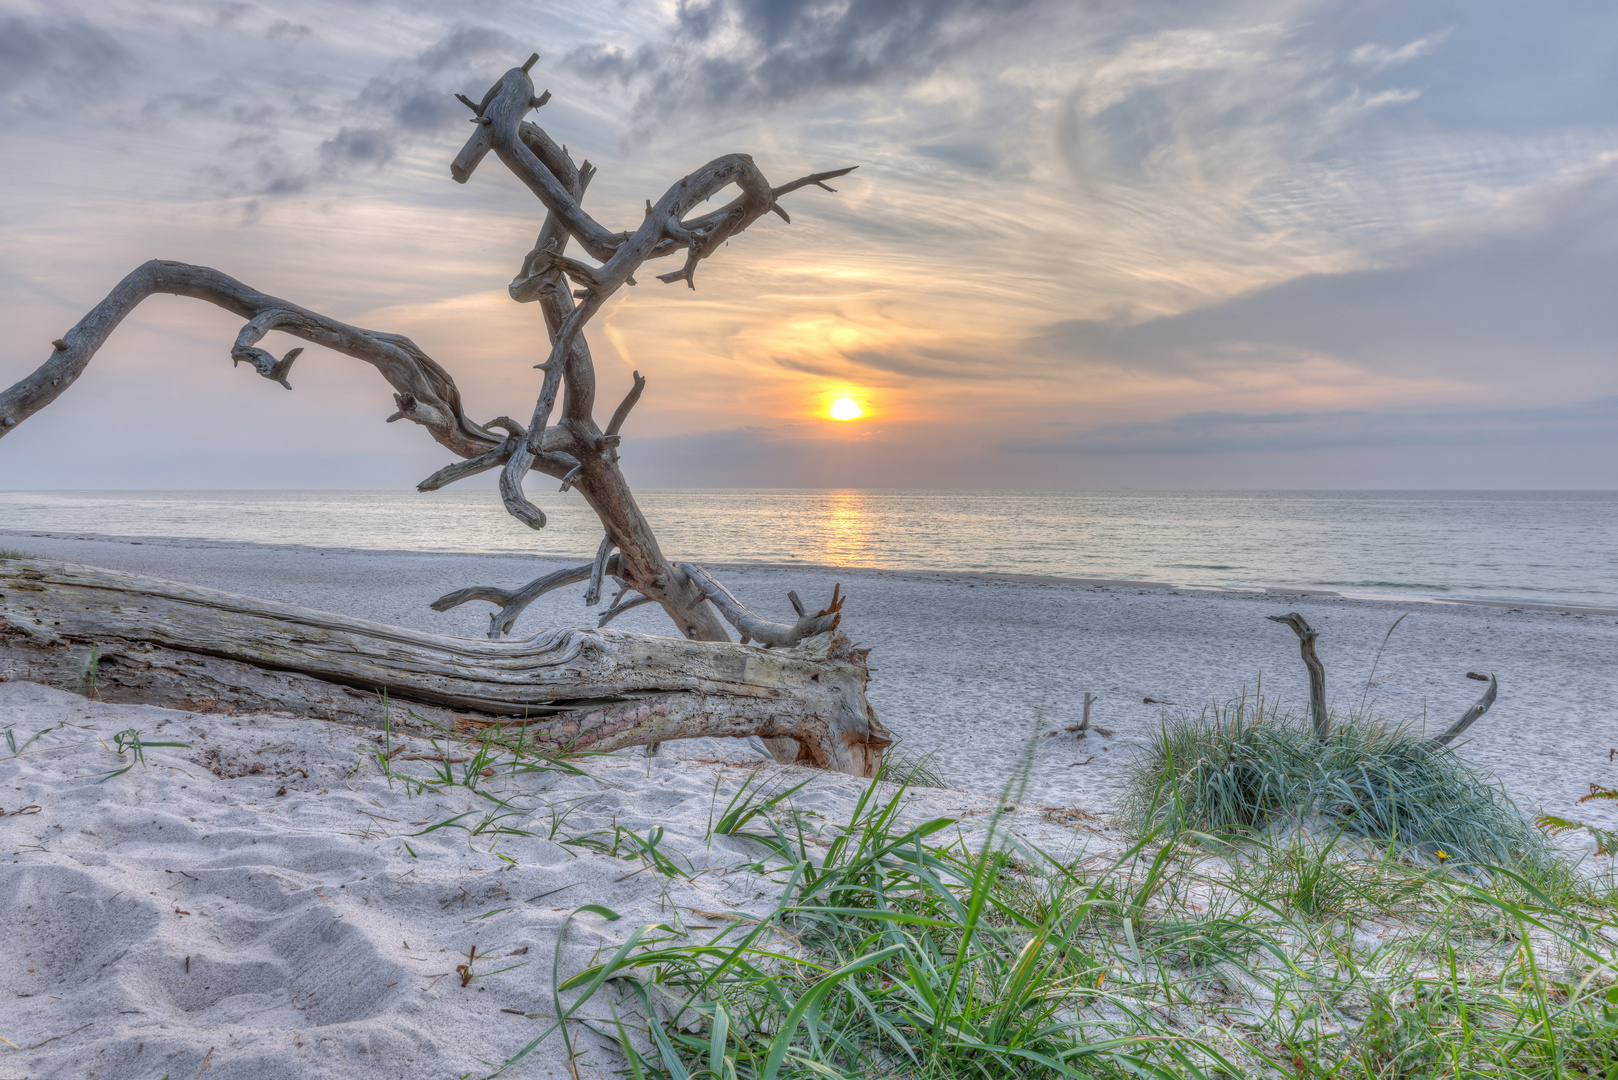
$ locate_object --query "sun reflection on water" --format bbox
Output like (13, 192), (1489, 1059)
(812, 489), (876, 566)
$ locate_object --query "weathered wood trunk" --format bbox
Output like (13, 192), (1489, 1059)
(0, 559), (891, 776)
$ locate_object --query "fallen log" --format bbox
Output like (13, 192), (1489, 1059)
(0, 558), (891, 777)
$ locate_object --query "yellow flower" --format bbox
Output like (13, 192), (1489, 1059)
(1435, 850), (1450, 860)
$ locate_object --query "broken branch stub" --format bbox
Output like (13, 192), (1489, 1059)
(1268, 612), (1329, 741)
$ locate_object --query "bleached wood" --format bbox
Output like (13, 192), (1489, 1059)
(0, 559), (891, 775)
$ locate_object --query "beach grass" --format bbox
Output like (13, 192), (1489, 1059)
(492, 750), (1618, 1079)
(0, 548), (30, 560)
(880, 741), (948, 789)
(1121, 699), (1555, 878)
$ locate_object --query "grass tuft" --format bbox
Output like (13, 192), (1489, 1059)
(879, 741), (947, 789)
(1123, 700), (1554, 875)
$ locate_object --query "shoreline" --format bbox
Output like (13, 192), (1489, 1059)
(7, 526), (1616, 618)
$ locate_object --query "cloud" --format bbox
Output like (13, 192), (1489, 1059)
(319, 126), (396, 167)
(1004, 398), (1618, 456)
(565, 0), (1046, 126)
(773, 345), (1011, 382)
(0, 13), (136, 110)
(1350, 33), (1448, 69)
(1032, 158), (1618, 382)
(247, 24), (520, 194)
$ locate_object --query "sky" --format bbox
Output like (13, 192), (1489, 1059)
(2, 0), (1616, 490)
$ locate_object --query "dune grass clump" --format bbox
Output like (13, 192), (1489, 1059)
(1124, 701), (1555, 875)
(0, 548), (31, 560)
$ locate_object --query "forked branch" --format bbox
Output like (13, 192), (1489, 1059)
(452, 56), (854, 534)
(679, 564), (844, 647)
(432, 555), (622, 639)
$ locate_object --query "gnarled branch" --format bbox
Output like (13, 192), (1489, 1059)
(599, 593), (655, 628)
(584, 535), (614, 607)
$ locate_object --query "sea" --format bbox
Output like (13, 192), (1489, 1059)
(2, 489), (1616, 610)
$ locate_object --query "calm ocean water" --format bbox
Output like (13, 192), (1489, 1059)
(2, 489), (1615, 608)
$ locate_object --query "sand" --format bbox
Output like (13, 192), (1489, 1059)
(2, 530), (1616, 1076)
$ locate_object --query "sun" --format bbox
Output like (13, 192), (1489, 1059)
(829, 396), (863, 421)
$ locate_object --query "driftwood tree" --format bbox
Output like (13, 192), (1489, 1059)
(0, 55), (890, 775)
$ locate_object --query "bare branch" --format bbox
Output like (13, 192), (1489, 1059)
(1429, 674), (1498, 748)
(417, 435), (518, 492)
(0, 261), (514, 465)
(450, 64), (624, 260)
(678, 563), (844, 647)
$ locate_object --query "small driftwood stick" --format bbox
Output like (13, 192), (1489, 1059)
(1078, 691), (1095, 733)
(1268, 612), (1328, 740)
(1429, 674), (1498, 748)
(679, 564), (844, 648)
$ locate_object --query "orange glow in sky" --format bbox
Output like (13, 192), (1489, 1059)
(829, 396), (863, 420)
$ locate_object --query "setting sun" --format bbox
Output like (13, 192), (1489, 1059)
(829, 396), (863, 421)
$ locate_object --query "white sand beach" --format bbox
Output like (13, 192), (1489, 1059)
(2, 532), (1616, 1077)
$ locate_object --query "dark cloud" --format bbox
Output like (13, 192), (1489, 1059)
(253, 24), (519, 194)
(566, 0), (1044, 123)
(265, 19), (314, 43)
(773, 345), (1010, 382)
(319, 126), (395, 166)
(1004, 397), (1618, 456)
(0, 13), (136, 109)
